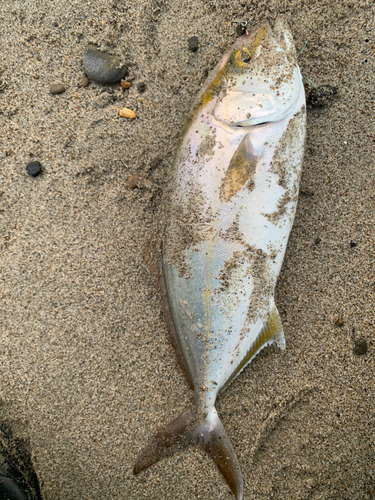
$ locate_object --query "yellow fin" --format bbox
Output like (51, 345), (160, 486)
(223, 308), (285, 390)
(221, 134), (258, 202)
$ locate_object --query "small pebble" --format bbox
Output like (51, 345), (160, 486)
(188, 36), (199, 52)
(350, 241), (357, 248)
(314, 237), (321, 245)
(83, 44), (128, 84)
(80, 76), (89, 88)
(119, 108), (136, 119)
(137, 82), (146, 93)
(52, 22), (58, 27)
(126, 174), (140, 188)
(25, 161), (42, 177)
(308, 85), (337, 106)
(353, 339), (368, 356)
(50, 84), (65, 95)
(120, 80), (131, 89)
(334, 317), (344, 327)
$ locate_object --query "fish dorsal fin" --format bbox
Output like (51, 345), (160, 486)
(140, 237), (194, 390)
(223, 307), (285, 390)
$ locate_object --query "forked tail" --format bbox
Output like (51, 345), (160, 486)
(134, 406), (243, 500)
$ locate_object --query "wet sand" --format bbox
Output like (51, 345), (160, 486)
(0, 1), (374, 498)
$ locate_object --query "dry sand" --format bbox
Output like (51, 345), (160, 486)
(0, 0), (374, 499)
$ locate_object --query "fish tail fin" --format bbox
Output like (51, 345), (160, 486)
(134, 406), (243, 500)
(133, 407), (195, 475)
(195, 407), (244, 500)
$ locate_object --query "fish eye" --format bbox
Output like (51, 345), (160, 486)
(232, 48), (252, 67)
(240, 49), (251, 63)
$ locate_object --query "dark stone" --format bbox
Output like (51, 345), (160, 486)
(52, 22), (58, 27)
(314, 237), (321, 245)
(188, 36), (199, 52)
(25, 161), (42, 177)
(49, 84), (65, 95)
(137, 82), (146, 93)
(83, 44), (128, 84)
(0, 407), (42, 500)
(350, 241), (357, 248)
(353, 338), (368, 356)
(308, 85), (337, 106)
(0, 473), (30, 500)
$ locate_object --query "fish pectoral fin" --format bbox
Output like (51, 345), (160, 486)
(134, 407), (243, 500)
(221, 133), (258, 202)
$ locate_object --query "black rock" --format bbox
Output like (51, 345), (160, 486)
(52, 22), (58, 27)
(25, 161), (42, 177)
(49, 84), (65, 95)
(188, 36), (199, 52)
(0, 471), (30, 500)
(353, 338), (368, 356)
(83, 44), (128, 84)
(137, 82), (146, 93)
(308, 85), (337, 106)
(350, 241), (357, 248)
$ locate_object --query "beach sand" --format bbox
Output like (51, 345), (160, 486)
(0, 0), (374, 498)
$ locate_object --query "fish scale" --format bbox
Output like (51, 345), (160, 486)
(134, 17), (306, 500)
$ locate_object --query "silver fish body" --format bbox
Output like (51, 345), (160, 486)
(135, 17), (306, 499)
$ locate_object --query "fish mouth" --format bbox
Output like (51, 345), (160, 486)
(234, 121), (271, 128)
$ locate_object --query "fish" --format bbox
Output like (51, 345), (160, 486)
(134, 17), (306, 499)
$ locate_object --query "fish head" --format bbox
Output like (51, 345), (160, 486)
(201, 17), (305, 129)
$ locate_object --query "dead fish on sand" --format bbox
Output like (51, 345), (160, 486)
(134, 17), (306, 499)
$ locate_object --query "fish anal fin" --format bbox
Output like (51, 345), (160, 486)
(223, 307), (285, 389)
(265, 307), (285, 349)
